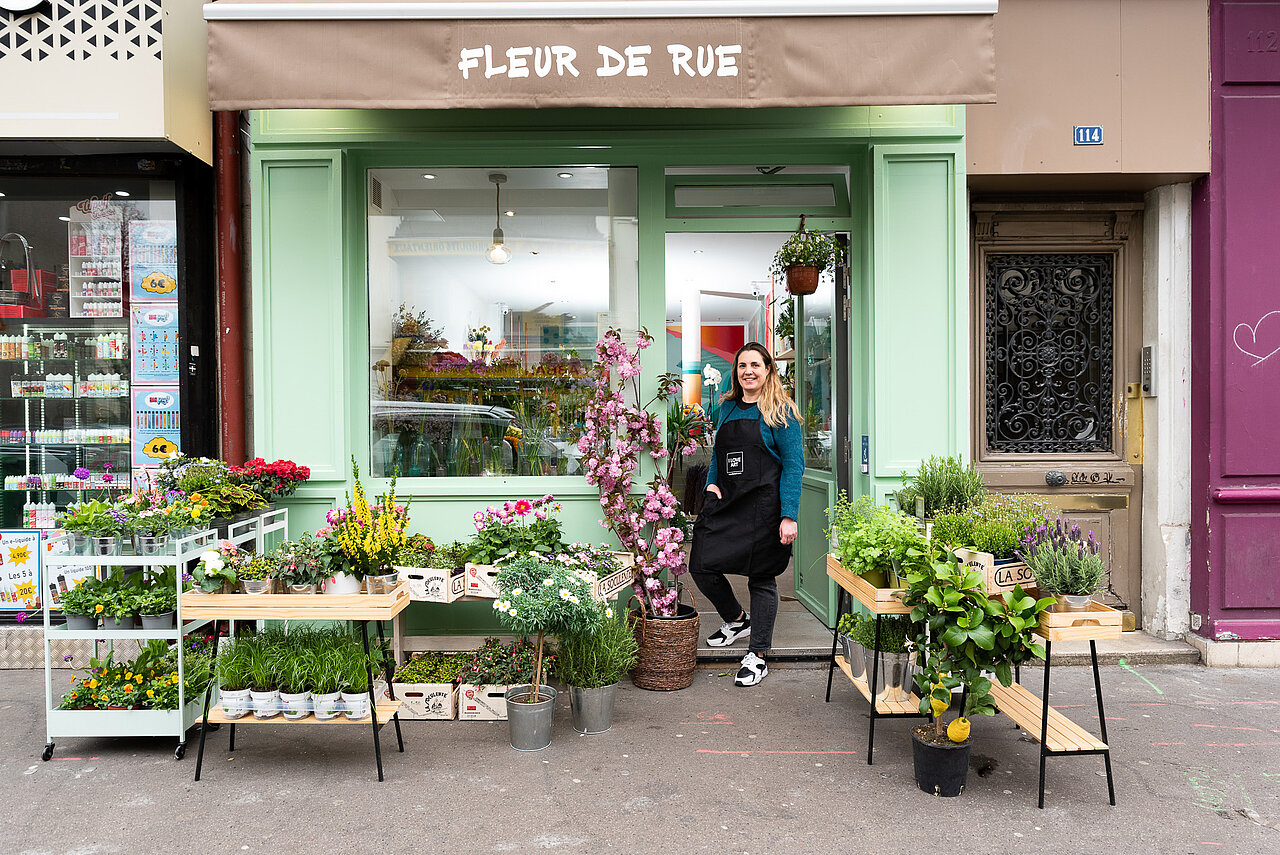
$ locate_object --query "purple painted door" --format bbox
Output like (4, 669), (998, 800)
(1195, 1), (1280, 640)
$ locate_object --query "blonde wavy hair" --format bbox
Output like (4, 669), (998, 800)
(722, 342), (802, 429)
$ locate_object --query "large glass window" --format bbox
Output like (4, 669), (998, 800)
(367, 167), (638, 478)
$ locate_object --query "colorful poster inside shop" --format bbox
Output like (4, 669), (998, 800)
(128, 220), (178, 303)
(130, 304), (180, 384)
(132, 386), (181, 467)
(0, 530), (43, 613)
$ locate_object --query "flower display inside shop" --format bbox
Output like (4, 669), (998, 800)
(331, 457), (409, 580)
(577, 327), (690, 617)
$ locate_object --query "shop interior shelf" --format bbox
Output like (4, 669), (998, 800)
(834, 654), (921, 715)
(988, 683), (1108, 753)
(201, 701), (403, 727)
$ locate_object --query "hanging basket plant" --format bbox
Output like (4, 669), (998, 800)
(769, 215), (841, 296)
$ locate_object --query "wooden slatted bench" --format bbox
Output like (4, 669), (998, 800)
(989, 683), (1107, 753)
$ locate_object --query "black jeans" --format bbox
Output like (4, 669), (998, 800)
(690, 570), (778, 655)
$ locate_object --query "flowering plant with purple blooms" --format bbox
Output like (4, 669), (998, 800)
(1017, 515), (1107, 598)
(577, 328), (689, 617)
(467, 495), (566, 564)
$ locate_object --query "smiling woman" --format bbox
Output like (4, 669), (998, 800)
(366, 166), (639, 479)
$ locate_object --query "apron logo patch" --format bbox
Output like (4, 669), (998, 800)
(725, 451), (744, 476)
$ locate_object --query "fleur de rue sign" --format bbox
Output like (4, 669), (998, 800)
(457, 42), (742, 81)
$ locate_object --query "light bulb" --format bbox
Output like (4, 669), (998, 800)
(486, 227), (511, 264)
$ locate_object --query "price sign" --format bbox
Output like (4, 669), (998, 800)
(0, 530), (43, 612)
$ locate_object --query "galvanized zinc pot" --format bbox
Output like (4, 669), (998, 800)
(505, 684), (557, 750)
(569, 682), (618, 735)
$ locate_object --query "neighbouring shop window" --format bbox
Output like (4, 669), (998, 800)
(800, 280), (834, 471)
(0, 178), (179, 539)
(985, 253), (1114, 454)
(367, 167), (639, 478)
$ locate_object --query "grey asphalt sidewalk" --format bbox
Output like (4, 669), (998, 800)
(3, 662), (1279, 855)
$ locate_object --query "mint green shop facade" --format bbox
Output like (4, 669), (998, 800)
(247, 106), (968, 634)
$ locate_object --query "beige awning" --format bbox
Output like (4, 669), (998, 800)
(205, 0), (997, 110)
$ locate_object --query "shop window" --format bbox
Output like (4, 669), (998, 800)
(367, 167), (639, 478)
(0, 178), (179, 530)
(984, 253), (1114, 454)
(799, 280), (834, 472)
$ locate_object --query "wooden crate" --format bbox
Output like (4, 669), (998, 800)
(953, 548), (1037, 595)
(394, 682), (457, 720)
(457, 684), (508, 720)
(592, 552), (635, 601)
(464, 563), (501, 599)
(180, 581), (409, 620)
(1036, 601), (1123, 641)
(396, 564), (465, 603)
(825, 554), (911, 615)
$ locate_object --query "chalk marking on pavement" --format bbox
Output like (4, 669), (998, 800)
(1118, 658), (1164, 694)
(1206, 742), (1280, 748)
(1194, 724), (1264, 731)
(696, 749), (862, 755)
(1151, 742), (1188, 746)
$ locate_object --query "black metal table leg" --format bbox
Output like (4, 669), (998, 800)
(826, 588), (848, 703)
(867, 614), (882, 766)
(193, 624), (223, 781)
(1091, 640), (1116, 805)
(1038, 640), (1052, 809)
(229, 724), (236, 752)
(359, 620), (385, 782)
(376, 619), (404, 752)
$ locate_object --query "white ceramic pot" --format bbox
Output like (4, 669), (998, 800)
(325, 572), (362, 595)
(220, 687), (252, 719)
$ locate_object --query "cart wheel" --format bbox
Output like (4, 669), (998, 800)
(174, 742), (186, 760)
(42, 743), (54, 761)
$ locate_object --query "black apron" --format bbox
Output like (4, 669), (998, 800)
(688, 403), (792, 579)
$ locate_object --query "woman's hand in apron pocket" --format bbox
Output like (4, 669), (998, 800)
(779, 517), (797, 546)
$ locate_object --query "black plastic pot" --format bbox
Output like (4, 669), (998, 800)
(911, 725), (971, 797)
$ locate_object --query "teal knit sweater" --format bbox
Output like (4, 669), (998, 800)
(704, 400), (804, 520)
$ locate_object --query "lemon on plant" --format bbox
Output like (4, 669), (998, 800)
(930, 697), (949, 719)
(947, 716), (971, 743)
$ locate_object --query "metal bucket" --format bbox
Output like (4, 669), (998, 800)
(841, 636), (867, 681)
(569, 683), (618, 735)
(136, 534), (170, 555)
(505, 684), (557, 750)
(364, 572), (399, 595)
(240, 579), (272, 595)
(862, 649), (917, 703)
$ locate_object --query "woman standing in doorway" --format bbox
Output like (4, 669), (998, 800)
(688, 342), (803, 687)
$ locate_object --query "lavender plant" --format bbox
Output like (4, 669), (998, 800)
(1017, 515), (1107, 597)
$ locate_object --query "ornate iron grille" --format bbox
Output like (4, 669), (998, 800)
(985, 253), (1113, 454)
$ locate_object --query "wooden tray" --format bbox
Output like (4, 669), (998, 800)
(826, 554), (910, 615)
(1035, 601), (1123, 641)
(181, 582), (410, 621)
(200, 700), (403, 726)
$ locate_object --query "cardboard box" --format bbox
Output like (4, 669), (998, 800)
(457, 683), (508, 720)
(397, 564), (466, 603)
(591, 551), (636, 601)
(464, 562), (501, 599)
(953, 548), (1036, 595)
(393, 682), (457, 720)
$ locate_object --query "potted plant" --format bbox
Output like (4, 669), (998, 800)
(555, 603), (640, 734)
(456, 637), (546, 721)
(279, 644), (316, 721)
(136, 584), (177, 629)
(272, 532), (330, 594)
(492, 555), (598, 750)
(835, 611), (866, 681)
(827, 493), (926, 588)
(237, 555), (274, 595)
(245, 637), (281, 719)
(197, 482), (268, 535)
(329, 457), (409, 594)
(192, 542), (242, 593)
(101, 585), (139, 630)
(311, 641), (346, 721)
(216, 639), (254, 719)
(60, 576), (104, 630)
(769, 215), (841, 296)
(57, 499), (113, 554)
(339, 636), (385, 721)
(228, 456), (312, 506)
(902, 554), (1053, 796)
(895, 454), (986, 519)
(392, 651), (467, 720)
(849, 614), (915, 702)
(1019, 515), (1108, 611)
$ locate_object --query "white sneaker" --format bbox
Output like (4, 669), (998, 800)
(707, 614), (751, 647)
(735, 652), (768, 687)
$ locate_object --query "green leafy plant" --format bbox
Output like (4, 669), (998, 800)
(971, 520), (1021, 559)
(849, 614), (914, 654)
(136, 585), (176, 615)
(554, 604), (640, 689)
(929, 512), (973, 548)
(60, 576), (105, 617)
(57, 499), (114, 534)
(245, 638), (279, 692)
(900, 455), (985, 517)
(197, 482), (267, 517)
(156, 455), (230, 494)
(1019, 515), (1107, 597)
(467, 495), (566, 564)
(902, 554), (1053, 745)
(217, 640), (254, 693)
(236, 556), (273, 582)
(271, 532), (330, 587)
(826, 493), (927, 585)
(769, 219), (841, 277)
(458, 637), (550, 686)
(836, 611), (862, 638)
(393, 652), (467, 684)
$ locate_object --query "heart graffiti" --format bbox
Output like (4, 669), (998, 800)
(1233, 310), (1280, 366)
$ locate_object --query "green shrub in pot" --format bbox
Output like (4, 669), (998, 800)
(826, 493), (926, 587)
(554, 604), (640, 689)
(899, 455), (985, 517)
